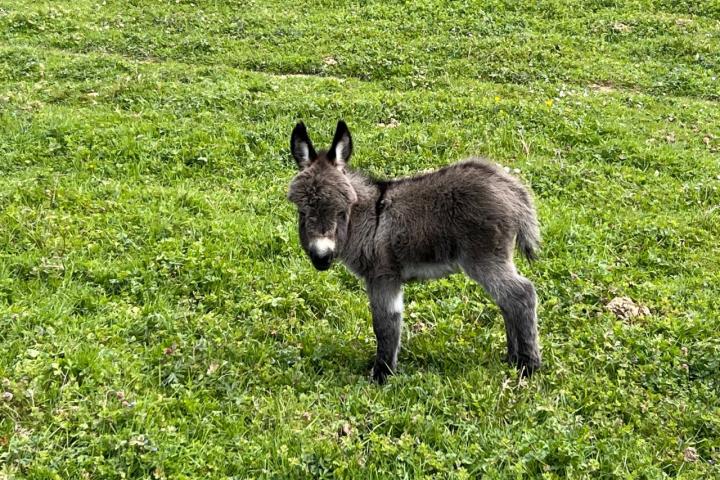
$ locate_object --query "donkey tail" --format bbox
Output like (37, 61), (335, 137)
(516, 204), (541, 262)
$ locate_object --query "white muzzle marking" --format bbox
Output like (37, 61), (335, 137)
(310, 237), (335, 256)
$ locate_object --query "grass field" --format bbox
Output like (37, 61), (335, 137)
(1, 0), (719, 478)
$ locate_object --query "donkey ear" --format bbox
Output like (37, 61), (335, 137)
(327, 120), (353, 169)
(290, 122), (318, 169)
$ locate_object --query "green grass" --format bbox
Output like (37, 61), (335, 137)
(1, 0), (719, 477)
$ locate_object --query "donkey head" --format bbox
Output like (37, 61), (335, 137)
(287, 121), (358, 271)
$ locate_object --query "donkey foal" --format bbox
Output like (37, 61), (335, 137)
(287, 121), (542, 384)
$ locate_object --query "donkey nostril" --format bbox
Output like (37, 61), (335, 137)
(309, 251), (333, 271)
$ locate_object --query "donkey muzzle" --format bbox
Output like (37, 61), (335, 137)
(310, 252), (333, 271)
(308, 237), (335, 271)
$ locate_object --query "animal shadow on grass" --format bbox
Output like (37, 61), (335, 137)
(327, 308), (510, 382)
(398, 307), (507, 379)
(299, 338), (377, 383)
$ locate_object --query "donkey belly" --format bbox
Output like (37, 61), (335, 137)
(401, 262), (460, 281)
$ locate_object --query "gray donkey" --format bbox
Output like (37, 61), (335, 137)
(287, 121), (542, 383)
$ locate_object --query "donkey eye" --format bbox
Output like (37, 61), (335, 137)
(337, 212), (347, 222)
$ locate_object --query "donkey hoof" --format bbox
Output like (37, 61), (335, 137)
(506, 351), (541, 377)
(516, 355), (542, 377)
(371, 361), (393, 385)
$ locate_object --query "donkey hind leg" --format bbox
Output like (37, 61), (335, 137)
(462, 259), (542, 376)
(367, 277), (403, 384)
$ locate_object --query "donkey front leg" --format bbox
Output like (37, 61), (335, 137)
(367, 277), (403, 384)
